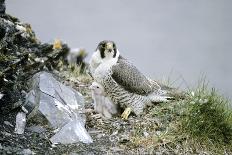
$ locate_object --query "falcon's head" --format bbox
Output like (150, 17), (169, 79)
(96, 40), (118, 59)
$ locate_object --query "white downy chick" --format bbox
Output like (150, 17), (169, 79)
(90, 82), (118, 119)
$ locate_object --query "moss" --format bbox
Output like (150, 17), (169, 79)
(0, 53), (16, 62)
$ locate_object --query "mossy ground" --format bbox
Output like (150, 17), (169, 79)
(1, 65), (232, 154)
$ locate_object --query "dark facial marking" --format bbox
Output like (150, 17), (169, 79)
(113, 43), (117, 58)
(97, 41), (106, 58)
(100, 47), (105, 58)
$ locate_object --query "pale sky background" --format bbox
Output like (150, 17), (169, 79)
(6, 0), (232, 98)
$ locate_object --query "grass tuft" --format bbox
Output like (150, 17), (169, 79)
(66, 64), (92, 83)
(129, 79), (232, 154)
(180, 83), (232, 145)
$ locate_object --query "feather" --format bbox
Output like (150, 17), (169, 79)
(111, 56), (160, 95)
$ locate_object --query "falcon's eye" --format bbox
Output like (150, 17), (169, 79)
(96, 86), (99, 88)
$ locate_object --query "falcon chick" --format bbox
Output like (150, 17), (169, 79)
(90, 40), (170, 119)
(90, 81), (118, 119)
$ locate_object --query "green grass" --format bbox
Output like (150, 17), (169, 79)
(129, 81), (232, 154)
(172, 82), (232, 154)
(179, 83), (232, 152)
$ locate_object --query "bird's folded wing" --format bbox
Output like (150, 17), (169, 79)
(111, 57), (160, 95)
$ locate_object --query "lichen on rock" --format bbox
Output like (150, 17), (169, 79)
(0, 13), (69, 113)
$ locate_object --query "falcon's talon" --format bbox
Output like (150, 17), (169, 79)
(121, 107), (132, 120)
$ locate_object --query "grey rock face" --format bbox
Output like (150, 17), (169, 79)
(23, 72), (92, 144)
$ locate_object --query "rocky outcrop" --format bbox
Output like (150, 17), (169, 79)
(0, 13), (69, 113)
(20, 72), (92, 144)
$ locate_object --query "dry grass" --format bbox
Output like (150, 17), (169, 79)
(62, 64), (92, 84)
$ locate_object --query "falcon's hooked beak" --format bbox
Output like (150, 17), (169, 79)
(106, 42), (113, 52)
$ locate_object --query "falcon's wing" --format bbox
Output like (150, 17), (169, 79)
(111, 56), (160, 95)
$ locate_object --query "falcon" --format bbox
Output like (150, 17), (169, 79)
(90, 40), (170, 119)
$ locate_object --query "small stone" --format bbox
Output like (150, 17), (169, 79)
(1, 131), (11, 136)
(155, 152), (163, 155)
(69, 153), (79, 155)
(51, 144), (57, 148)
(110, 147), (124, 152)
(119, 134), (130, 143)
(156, 131), (162, 136)
(96, 133), (105, 139)
(88, 130), (102, 134)
(14, 112), (26, 134)
(20, 149), (35, 155)
(0, 93), (4, 99)
(143, 131), (149, 137)
(3, 121), (13, 127)
(111, 130), (118, 136)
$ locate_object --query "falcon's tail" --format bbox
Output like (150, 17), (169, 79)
(148, 92), (172, 103)
(149, 79), (186, 101)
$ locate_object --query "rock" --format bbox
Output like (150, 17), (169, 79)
(1, 131), (11, 136)
(3, 121), (13, 127)
(25, 72), (85, 127)
(0, 93), (3, 99)
(119, 134), (130, 143)
(24, 72), (92, 144)
(20, 149), (35, 155)
(50, 118), (93, 144)
(0, 14), (69, 113)
(96, 133), (105, 139)
(14, 112), (26, 134)
(110, 147), (124, 152)
(156, 131), (162, 136)
(26, 125), (46, 134)
(0, 0), (5, 14)
(143, 131), (149, 137)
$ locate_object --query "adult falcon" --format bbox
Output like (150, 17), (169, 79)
(90, 40), (170, 119)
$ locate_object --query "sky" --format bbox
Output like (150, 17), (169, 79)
(6, 0), (232, 98)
